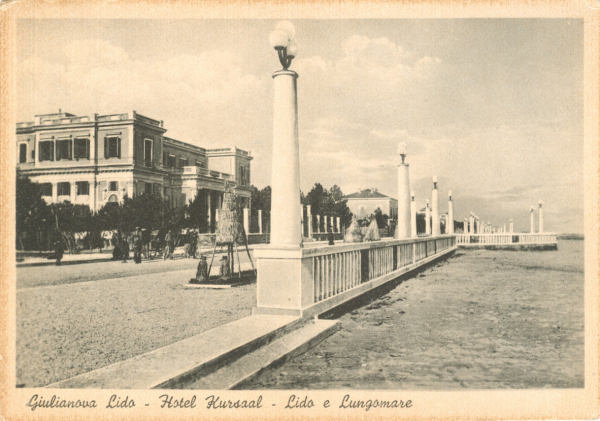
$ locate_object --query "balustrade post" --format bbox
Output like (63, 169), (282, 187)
(431, 176), (440, 236)
(395, 142), (412, 239)
(306, 205), (312, 238)
(410, 192), (417, 237)
(425, 200), (431, 236)
(243, 207), (250, 236)
(447, 190), (454, 234)
(538, 200), (544, 233)
(530, 206), (535, 233)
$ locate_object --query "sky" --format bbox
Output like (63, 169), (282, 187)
(16, 19), (583, 233)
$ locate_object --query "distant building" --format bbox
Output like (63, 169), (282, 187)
(344, 188), (398, 219)
(16, 110), (252, 229)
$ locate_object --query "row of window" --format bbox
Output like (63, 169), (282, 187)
(39, 181), (90, 197)
(23, 137), (204, 170)
(162, 151), (203, 169)
(38, 180), (123, 197)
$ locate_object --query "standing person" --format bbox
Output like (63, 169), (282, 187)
(133, 227), (143, 264)
(121, 233), (129, 263)
(112, 231), (121, 261)
(168, 229), (175, 260)
(54, 236), (64, 266)
(163, 230), (172, 260)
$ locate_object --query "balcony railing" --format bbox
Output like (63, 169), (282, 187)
(182, 166), (233, 181)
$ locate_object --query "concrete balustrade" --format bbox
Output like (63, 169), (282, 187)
(456, 233), (557, 249)
(255, 235), (457, 317)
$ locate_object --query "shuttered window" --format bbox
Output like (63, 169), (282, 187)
(74, 138), (90, 159)
(104, 136), (121, 158)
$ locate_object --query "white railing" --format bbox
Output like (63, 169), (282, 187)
(310, 236), (456, 304)
(456, 233), (557, 246)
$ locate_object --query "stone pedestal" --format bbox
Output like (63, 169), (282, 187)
(269, 70), (302, 248)
(395, 162), (411, 239)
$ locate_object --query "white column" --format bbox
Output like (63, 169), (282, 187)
(70, 181), (76, 203)
(52, 182), (58, 203)
(336, 216), (341, 233)
(269, 69), (302, 247)
(306, 205), (312, 238)
(530, 206), (535, 233)
(316, 215), (320, 233)
(395, 144), (411, 239)
(431, 176), (440, 236)
(410, 192), (417, 237)
(258, 209), (263, 234)
(425, 200), (431, 236)
(206, 191), (212, 232)
(243, 207), (250, 235)
(469, 215), (475, 235)
(326, 215), (330, 232)
(503, 223), (506, 233)
(538, 201), (544, 233)
(447, 190), (454, 234)
(463, 217), (468, 234)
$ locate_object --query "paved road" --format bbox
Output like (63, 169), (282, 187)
(17, 251), (256, 289)
(16, 254), (257, 387)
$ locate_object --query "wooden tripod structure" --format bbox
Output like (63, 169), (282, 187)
(206, 183), (255, 280)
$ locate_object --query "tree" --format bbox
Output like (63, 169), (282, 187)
(15, 177), (52, 250)
(373, 207), (389, 229)
(185, 192), (208, 232)
(96, 193), (182, 234)
(250, 185), (271, 232)
(302, 183), (352, 229)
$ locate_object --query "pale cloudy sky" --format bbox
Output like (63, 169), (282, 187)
(17, 19), (583, 233)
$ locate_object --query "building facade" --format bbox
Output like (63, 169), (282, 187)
(16, 110), (252, 229)
(344, 189), (398, 219)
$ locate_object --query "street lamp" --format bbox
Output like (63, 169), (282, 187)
(397, 142), (407, 164)
(269, 21), (298, 70)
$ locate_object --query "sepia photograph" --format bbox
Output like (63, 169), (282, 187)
(1, 1), (598, 420)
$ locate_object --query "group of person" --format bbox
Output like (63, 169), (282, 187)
(110, 228), (180, 264)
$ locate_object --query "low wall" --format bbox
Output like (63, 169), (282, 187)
(254, 235), (457, 318)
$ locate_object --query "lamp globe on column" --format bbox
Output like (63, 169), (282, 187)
(269, 21), (297, 70)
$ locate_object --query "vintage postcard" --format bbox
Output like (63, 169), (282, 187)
(0, 0), (598, 419)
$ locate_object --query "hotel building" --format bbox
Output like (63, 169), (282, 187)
(16, 110), (252, 230)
